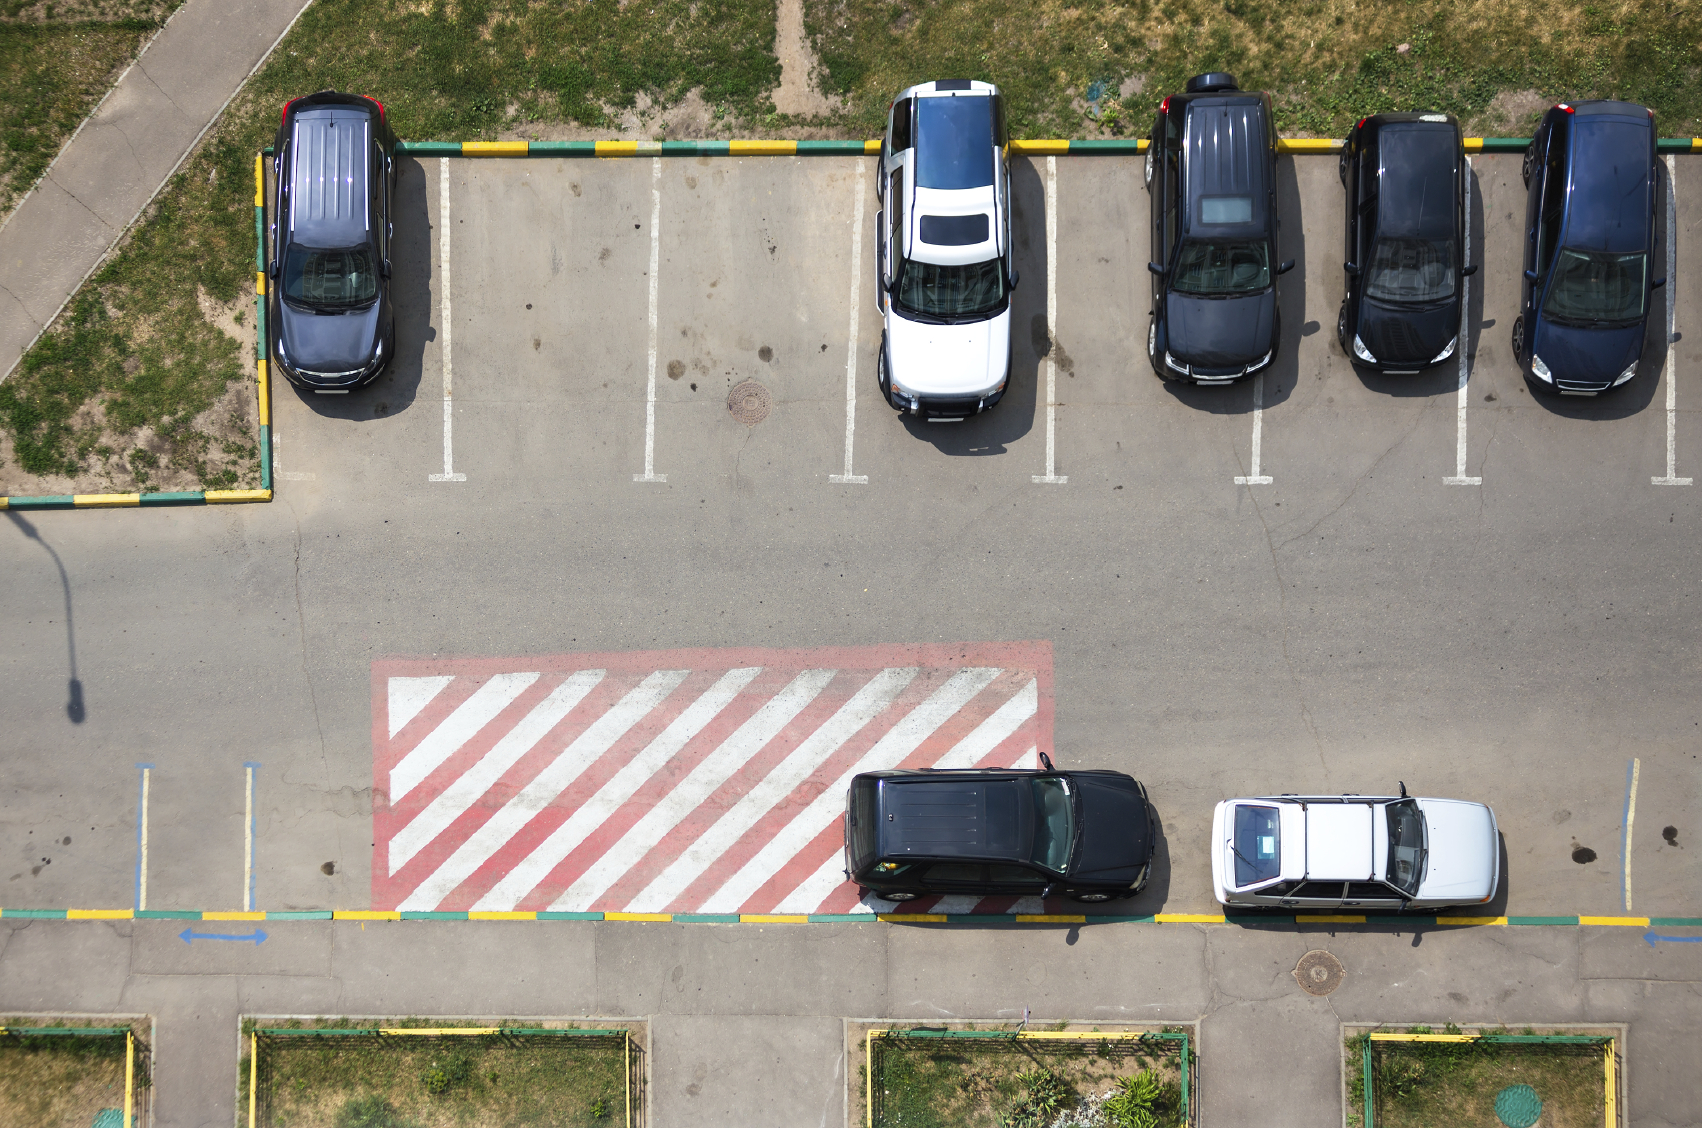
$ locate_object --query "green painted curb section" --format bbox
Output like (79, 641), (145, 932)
(264, 910), (333, 920)
(139, 491), (204, 506)
(1650, 917), (1702, 926)
(537, 911), (603, 921)
(0, 1027), (130, 1036)
(400, 140), (461, 155)
(807, 913), (877, 923)
(135, 909), (200, 919)
(401, 911), (467, 920)
(673, 913), (740, 923)
(4, 495), (77, 509)
(0, 908), (68, 918)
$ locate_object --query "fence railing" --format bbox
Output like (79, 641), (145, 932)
(1359, 1030), (1617, 1128)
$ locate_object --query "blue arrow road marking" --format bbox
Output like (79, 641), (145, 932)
(179, 928), (267, 945)
(1644, 931), (1702, 947)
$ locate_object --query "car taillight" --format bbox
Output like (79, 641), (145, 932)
(280, 98), (297, 127)
(1648, 107), (1656, 118)
(1159, 96), (1171, 115)
(363, 94), (386, 120)
(1356, 117), (1367, 131)
(1557, 103), (1574, 114)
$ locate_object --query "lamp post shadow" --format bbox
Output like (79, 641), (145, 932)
(6, 510), (84, 723)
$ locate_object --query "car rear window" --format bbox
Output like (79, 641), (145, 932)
(1232, 804), (1281, 886)
(850, 779), (878, 868)
(915, 96), (995, 190)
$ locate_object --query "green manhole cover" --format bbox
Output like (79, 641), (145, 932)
(91, 1110), (124, 1128)
(1494, 1083), (1542, 1128)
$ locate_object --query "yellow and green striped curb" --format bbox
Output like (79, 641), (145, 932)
(6, 907), (1698, 927)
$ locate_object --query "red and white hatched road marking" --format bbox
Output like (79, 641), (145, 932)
(372, 643), (1053, 915)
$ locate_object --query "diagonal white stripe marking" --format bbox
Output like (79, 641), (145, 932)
(389, 670), (607, 875)
(699, 667), (1002, 914)
(389, 676), (453, 738)
(400, 670), (691, 910)
(626, 667), (920, 912)
(548, 668), (840, 912)
(389, 673), (539, 802)
(927, 679), (1037, 770)
(773, 675), (1033, 914)
(464, 668), (762, 911)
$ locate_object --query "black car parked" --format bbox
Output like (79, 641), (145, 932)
(1338, 113), (1476, 373)
(1513, 100), (1663, 394)
(1145, 72), (1293, 384)
(844, 762), (1153, 903)
(269, 91), (396, 393)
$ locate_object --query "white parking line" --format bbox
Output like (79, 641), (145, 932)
(1655, 155), (1690, 486)
(830, 159), (869, 485)
(635, 157), (667, 484)
(1033, 155), (1066, 485)
(273, 433), (313, 481)
(1233, 371), (1274, 485)
(243, 762), (258, 911)
(429, 158), (466, 483)
(1446, 158), (1482, 486)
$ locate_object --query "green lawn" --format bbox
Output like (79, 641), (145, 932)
(0, 1025), (138, 1128)
(1348, 1029), (1613, 1128)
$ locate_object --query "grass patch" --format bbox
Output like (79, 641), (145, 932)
(1346, 1026), (1614, 1128)
(0, 3), (178, 223)
(0, 1021), (145, 1128)
(244, 1023), (636, 1128)
(858, 1023), (1189, 1128)
(803, 0), (1702, 140)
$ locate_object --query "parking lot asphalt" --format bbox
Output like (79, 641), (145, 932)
(3, 150), (1701, 1125)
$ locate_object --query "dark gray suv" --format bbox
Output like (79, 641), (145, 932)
(269, 91), (396, 392)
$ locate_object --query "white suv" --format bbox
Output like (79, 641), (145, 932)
(1210, 790), (1499, 912)
(877, 80), (1016, 420)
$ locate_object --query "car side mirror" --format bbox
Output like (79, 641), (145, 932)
(1461, 264), (1479, 277)
(1343, 262), (1360, 275)
(1009, 269), (1020, 288)
(1277, 259), (1295, 275)
(1653, 276), (1667, 288)
(1147, 262), (1165, 276)
(381, 258), (392, 279)
(1040, 884), (1056, 899)
(1524, 269), (1539, 282)
(267, 260), (279, 279)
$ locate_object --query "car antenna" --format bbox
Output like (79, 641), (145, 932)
(1398, 780), (1408, 798)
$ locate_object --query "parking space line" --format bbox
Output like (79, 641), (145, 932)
(1033, 156), (1066, 485)
(1233, 372), (1274, 485)
(429, 158), (467, 483)
(1655, 156), (1691, 486)
(635, 157), (667, 484)
(1446, 158), (1482, 486)
(1623, 756), (1640, 912)
(830, 159), (869, 485)
(133, 763), (152, 911)
(244, 761), (260, 912)
(272, 433), (312, 482)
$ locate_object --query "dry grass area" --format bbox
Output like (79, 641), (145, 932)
(0, 1025), (134, 1128)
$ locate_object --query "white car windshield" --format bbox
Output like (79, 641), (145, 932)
(1385, 799), (1426, 895)
(894, 257), (1007, 320)
(1232, 804), (1281, 886)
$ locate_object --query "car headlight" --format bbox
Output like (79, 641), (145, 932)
(1147, 321), (1157, 357)
(1246, 350), (1272, 373)
(1612, 361), (1637, 386)
(1430, 336), (1457, 364)
(889, 375), (911, 398)
(1530, 353), (1553, 383)
(1164, 351), (1188, 374)
(1352, 334), (1375, 363)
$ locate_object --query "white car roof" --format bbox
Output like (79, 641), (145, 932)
(1303, 802), (1376, 880)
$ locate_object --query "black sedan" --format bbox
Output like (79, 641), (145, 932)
(1145, 72), (1294, 384)
(844, 761), (1153, 903)
(1513, 100), (1663, 394)
(1337, 113), (1477, 373)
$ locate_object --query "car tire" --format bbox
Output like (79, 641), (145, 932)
(884, 892), (918, 902)
(1069, 892), (1113, 903)
(1338, 147), (1349, 188)
(1511, 315), (1524, 359)
(1144, 145), (1154, 189)
(1521, 145), (1535, 189)
(1337, 299), (1350, 354)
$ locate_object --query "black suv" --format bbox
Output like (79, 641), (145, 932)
(844, 763), (1153, 903)
(1338, 113), (1476, 373)
(1145, 72), (1292, 384)
(269, 91), (396, 392)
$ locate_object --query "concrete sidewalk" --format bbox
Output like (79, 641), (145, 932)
(0, 0), (311, 382)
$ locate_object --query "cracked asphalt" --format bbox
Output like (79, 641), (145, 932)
(4, 151), (1701, 1124)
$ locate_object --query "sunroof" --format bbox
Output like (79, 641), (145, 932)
(915, 96), (995, 190)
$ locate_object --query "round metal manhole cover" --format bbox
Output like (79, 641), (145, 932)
(727, 379), (772, 425)
(1494, 1084), (1542, 1128)
(1293, 949), (1345, 996)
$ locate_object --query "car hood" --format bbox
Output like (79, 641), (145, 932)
(1166, 290), (1275, 369)
(886, 306), (1010, 395)
(1414, 798), (1498, 903)
(1359, 297), (1457, 366)
(279, 299), (382, 374)
(1067, 777), (1151, 881)
(1534, 317), (1643, 384)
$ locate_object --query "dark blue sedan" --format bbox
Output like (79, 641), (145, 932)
(1513, 100), (1664, 395)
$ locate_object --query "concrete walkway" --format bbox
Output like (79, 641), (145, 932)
(0, 0), (312, 382)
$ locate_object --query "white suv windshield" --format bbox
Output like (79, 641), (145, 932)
(1232, 804), (1281, 886)
(895, 257), (1007, 320)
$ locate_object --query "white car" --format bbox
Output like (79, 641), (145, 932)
(1210, 789), (1499, 912)
(876, 79), (1016, 421)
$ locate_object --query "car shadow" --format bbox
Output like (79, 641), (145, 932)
(1159, 153), (1305, 416)
(288, 154), (431, 421)
(899, 157), (1044, 454)
(1524, 159), (1668, 421)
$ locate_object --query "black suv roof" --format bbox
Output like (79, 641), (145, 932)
(1182, 97), (1271, 238)
(875, 773), (1029, 861)
(280, 92), (386, 248)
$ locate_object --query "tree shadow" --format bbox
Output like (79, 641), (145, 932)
(6, 511), (83, 723)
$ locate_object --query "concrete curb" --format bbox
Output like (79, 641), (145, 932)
(3, 907), (1698, 927)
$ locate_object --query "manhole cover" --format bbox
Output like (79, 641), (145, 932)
(1494, 1083), (1542, 1128)
(1293, 949), (1345, 995)
(727, 379), (771, 425)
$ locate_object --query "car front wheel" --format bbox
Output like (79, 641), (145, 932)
(1511, 315), (1524, 359)
(1337, 300), (1350, 353)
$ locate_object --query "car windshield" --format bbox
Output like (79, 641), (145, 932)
(895, 257), (1007, 320)
(1232, 804), (1281, 887)
(1029, 777), (1074, 872)
(1385, 799), (1426, 896)
(283, 243), (379, 307)
(1172, 240), (1271, 296)
(1365, 237), (1455, 305)
(1542, 249), (1648, 326)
